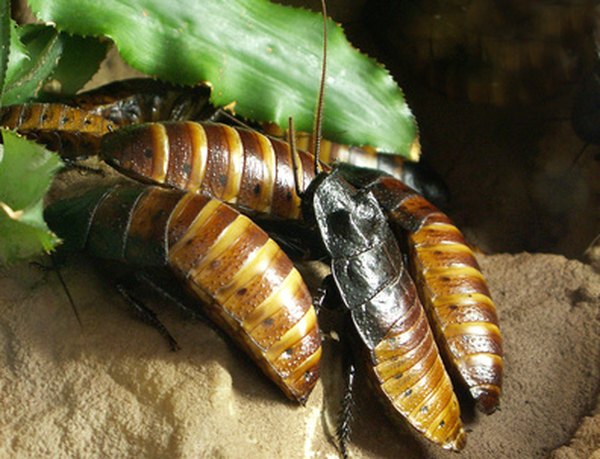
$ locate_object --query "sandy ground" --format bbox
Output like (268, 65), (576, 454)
(0, 253), (598, 458)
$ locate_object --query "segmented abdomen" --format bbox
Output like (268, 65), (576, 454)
(45, 185), (321, 403)
(369, 268), (466, 450)
(336, 164), (503, 413)
(101, 121), (319, 220)
(0, 103), (116, 158)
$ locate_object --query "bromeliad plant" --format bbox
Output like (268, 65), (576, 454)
(0, 0), (419, 263)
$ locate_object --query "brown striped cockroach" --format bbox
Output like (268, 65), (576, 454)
(44, 184), (322, 403)
(0, 103), (117, 159)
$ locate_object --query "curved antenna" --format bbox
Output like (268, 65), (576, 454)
(51, 253), (82, 328)
(311, 0), (328, 175)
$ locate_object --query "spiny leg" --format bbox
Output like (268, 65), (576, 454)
(337, 352), (356, 459)
(133, 270), (233, 345)
(315, 274), (357, 458)
(30, 254), (82, 327)
(115, 283), (180, 352)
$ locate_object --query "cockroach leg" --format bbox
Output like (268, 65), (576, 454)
(60, 157), (105, 176)
(337, 353), (356, 459)
(314, 274), (341, 314)
(115, 283), (181, 352)
(30, 255), (82, 327)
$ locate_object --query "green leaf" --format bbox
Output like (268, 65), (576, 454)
(0, 129), (63, 265)
(28, 0), (420, 159)
(2, 24), (64, 105)
(46, 34), (109, 95)
(0, 0), (10, 99)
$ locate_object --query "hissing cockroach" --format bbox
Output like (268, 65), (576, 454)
(303, 168), (466, 451)
(335, 163), (503, 414)
(69, 78), (214, 127)
(0, 103), (117, 159)
(99, 120), (320, 220)
(44, 184), (322, 403)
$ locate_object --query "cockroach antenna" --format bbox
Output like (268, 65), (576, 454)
(50, 253), (83, 328)
(311, 0), (328, 175)
(289, 0), (328, 197)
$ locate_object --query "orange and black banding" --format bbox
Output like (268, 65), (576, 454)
(364, 175), (503, 414)
(262, 123), (408, 181)
(294, 130), (408, 178)
(100, 121), (321, 220)
(367, 268), (467, 450)
(46, 185), (321, 403)
(0, 103), (116, 158)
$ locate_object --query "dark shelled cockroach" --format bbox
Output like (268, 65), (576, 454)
(44, 184), (322, 403)
(335, 163), (503, 414)
(302, 167), (466, 452)
(69, 78), (215, 127)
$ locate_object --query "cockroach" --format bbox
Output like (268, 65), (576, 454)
(99, 120), (319, 220)
(301, 167), (466, 452)
(0, 79), (214, 158)
(334, 163), (503, 414)
(44, 184), (322, 403)
(0, 103), (117, 159)
(69, 78), (215, 127)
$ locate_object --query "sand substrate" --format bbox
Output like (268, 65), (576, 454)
(0, 253), (598, 458)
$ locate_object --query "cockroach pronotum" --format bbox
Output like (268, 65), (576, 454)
(69, 78), (215, 127)
(44, 184), (322, 403)
(302, 167), (466, 452)
(335, 163), (503, 414)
